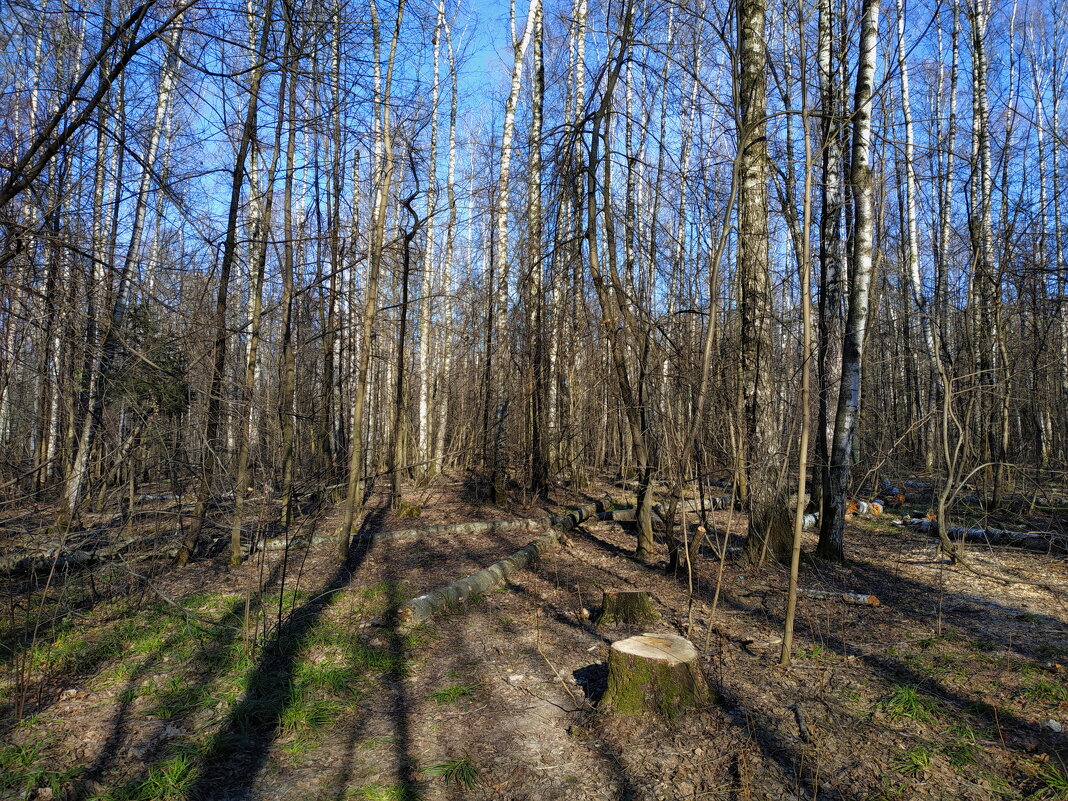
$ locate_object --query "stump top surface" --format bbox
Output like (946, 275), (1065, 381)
(611, 632), (699, 664)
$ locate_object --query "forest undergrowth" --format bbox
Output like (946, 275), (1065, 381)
(1, 472), (1066, 801)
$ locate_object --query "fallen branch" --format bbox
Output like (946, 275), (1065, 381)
(0, 533), (182, 575)
(398, 502), (604, 624)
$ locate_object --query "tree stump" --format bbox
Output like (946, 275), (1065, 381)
(601, 632), (711, 717)
(596, 590), (657, 626)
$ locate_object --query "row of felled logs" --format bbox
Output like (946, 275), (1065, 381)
(900, 518), (1066, 554)
(398, 502), (605, 624)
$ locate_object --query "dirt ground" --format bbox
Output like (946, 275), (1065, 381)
(2, 474), (1067, 800)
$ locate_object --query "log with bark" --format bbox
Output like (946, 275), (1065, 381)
(798, 588), (881, 606)
(0, 533), (182, 575)
(600, 632), (711, 716)
(600, 507), (665, 526)
(901, 518), (1067, 554)
(398, 502), (604, 624)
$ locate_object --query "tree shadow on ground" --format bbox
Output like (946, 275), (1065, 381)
(75, 563), (283, 797)
(185, 534), (374, 799)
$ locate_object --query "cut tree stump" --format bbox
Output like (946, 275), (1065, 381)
(596, 590), (657, 626)
(601, 632), (711, 717)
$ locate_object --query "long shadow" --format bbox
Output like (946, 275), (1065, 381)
(394, 511), (642, 798)
(384, 544), (419, 800)
(75, 561), (287, 798)
(709, 560), (1068, 790)
(0, 559), (187, 724)
(327, 533), (419, 801)
(479, 523), (654, 799)
(186, 537), (373, 799)
(844, 555), (1068, 660)
(577, 528), (852, 798)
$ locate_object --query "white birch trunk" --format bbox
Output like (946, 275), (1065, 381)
(418, 1), (444, 475)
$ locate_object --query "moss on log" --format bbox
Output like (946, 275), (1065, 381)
(601, 632), (711, 717)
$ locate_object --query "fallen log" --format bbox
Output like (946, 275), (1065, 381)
(901, 519), (1067, 554)
(398, 502), (603, 624)
(601, 507), (665, 526)
(798, 588), (881, 606)
(0, 533), (183, 575)
(667, 496), (736, 512)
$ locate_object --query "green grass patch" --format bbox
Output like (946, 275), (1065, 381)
(279, 696), (344, 734)
(893, 745), (933, 777)
(0, 739), (78, 798)
(100, 750), (197, 801)
(293, 661), (362, 697)
(1021, 678), (1068, 705)
(430, 683), (479, 704)
(880, 685), (941, 723)
(941, 724), (980, 768)
(1030, 762), (1068, 800)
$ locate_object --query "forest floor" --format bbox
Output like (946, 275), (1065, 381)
(1, 473), (1067, 801)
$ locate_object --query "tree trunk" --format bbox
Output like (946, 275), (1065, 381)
(738, 0), (790, 563)
(818, 0), (881, 563)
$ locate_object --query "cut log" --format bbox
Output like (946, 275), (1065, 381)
(398, 502), (604, 624)
(596, 590), (657, 626)
(600, 507), (665, 526)
(902, 519), (1067, 554)
(798, 588), (881, 606)
(601, 632), (711, 717)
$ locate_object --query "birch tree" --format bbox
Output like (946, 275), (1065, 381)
(818, 0), (881, 563)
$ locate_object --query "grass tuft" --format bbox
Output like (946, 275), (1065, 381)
(942, 724), (980, 768)
(893, 745), (933, 777)
(881, 685), (941, 723)
(1021, 678), (1068, 705)
(1031, 762), (1068, 800)
(430, 683), (479, 704)
(423, 755), (480, 788)
(280, 697), (343, 733)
